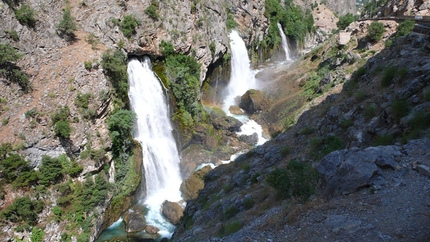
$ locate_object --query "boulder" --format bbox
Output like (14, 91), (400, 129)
(239, 133), (259, 145)
(229, 105), (244, 115)
(123, 206), (147, 233)
(239, 89), (266, 114)
(180, 165), (212, 201)
(145, 225), (160, 234)
(318, 145), (402, 197)
(212, 116), (243, 132)
(161, 200), (184, 225)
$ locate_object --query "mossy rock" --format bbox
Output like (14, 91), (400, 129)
(239, 89), (266, 114)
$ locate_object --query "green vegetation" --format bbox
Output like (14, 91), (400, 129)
(57, 7), (77, 41)
(15, 4), (36, 28)
(391, 99), (409, 122)
(108, 109), (135, 159)
(0, 196), (43, 226)
(31, 227), (44, 242)
(337, 13), (356, 30)
(396, 20), (415, 37)
(144, 0), (159, 20)
(5, 29), (19, 41)
(0, 44), (30, 92)
(373, 133), (394, 146)
(84, 60), (92, 70)
(266, 160), (319, 201)
(218, 220), (242, 237)
(85, 33), (99, 50)
(120, 15), (140, 38)
(75, 92), (95, 119)
(226, 10), (237, 30)
(54, 120), (71, 138)
(160, 41), (206, 131)
(310, 135), (344, 160)
(1, 153), (38, 187)
(263, 0), (314, 48)
(39, 155), (64, 186)
(367, 22), (385, 42)
(101, 49), (128, 108)
(364, 104), (378, 120)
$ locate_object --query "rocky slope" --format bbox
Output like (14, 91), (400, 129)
(383, 0), (430, 16)
(172, 20), (430, 242)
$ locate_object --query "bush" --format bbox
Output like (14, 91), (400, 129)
(51, 106), (70, 124)
(120, 15), (140, 38)
(380, 66), (397, 87)
(1, 154), (38, 187)
(367, 22), (385, 42)
(84, 61), (92, 70)
(6, 29), (19, 41)
(373, 133), (394, 146)
(226, 11), (237, 30)
(39, 155), (63, 186)
(267, 160), (318, 201)
(218, 220), (242, 237)
(396, 20), (415, 37)
(15, 4), (36, 28)
(337, 13), (355, 30)
(144, 1), (159, 20)
(391, 99), (409, 122)
(57, 7), (77, 41)
(55, 120), (71, 138)
(0, 44), (30, 91)
(101, 49), (128, 107)
(0, 196), (43, 225)
(364, 104), (378, 120)
(31, 227), (44, 242)
(108, 109), (135, 157)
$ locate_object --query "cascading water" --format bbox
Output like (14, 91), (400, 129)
(128, 57), (183, 238)
(223, 30), (257, 113)
(277, 23), (291, 61)
(223, 31), (267, 146)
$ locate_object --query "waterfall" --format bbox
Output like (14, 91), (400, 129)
(223, 30), (257, 113)
(277, 23), (291, 61)
(127, 58), (183, 237)
(223, 31), (267, 146)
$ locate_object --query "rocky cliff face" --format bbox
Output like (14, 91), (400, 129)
(383, 0), (430, 16)
(323, 0), (356, 16)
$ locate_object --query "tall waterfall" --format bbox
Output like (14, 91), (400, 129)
(127, 58), (183, 237)
(277, 23), (291, 61)
(223, 30), (257, 113)
(223, 31), (267, 146)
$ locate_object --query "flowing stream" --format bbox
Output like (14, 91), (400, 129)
(277, 23), (291, 61)
(128, 57), (183, 238)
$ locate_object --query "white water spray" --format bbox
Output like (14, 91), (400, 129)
(223, 30), (257, 113)
(128, 58), (183, 238)
(277, 23), (291, 61)
(223, 31), (268, 146)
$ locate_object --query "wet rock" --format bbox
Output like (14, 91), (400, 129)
(161, 200), (184, 225)
(239, 89), (266, 114)
(123, 206), (147, 233)
(239, 133), (258, 145)
(145, 225), (160, 234)
(212, 116), (243, 132)
(229, 105), (244, 115)
(180, 165), (212, 201)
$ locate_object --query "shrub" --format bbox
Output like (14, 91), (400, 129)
(6, 29), (19, 41)
(15, 4), (36, 28)
(364, 104), (378, 120)
(226, 11), (237, 30)
(218, 220), (242, 237)
(84, 61), (92, 70)
(1, 154), (38, 187)
(85, 33), (99, 50)
(380, 66), (397, 87)
(0, 44), (30, 91)
(0, 196), (43, 225)
(39, 155), (63, 186)
(396, 20), (415, 37)
(55, 120), (71, 138)
(373, 133), (394, 146)
(57, 7), (77, 41)
(108, 109), (135, 157)
(101, 49), (128, 107)
(367, 22), (385, 42)
(337, 13), (355, 30)
(51, 106), (70, 123)
(391, 99), (409, 122)
(267, 160), (318, 201)
(120, 15), (140, 38)
(31, 227), (44, 242)
(144, 1), (159, 20)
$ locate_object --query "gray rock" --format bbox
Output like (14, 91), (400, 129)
(123, 206), (147, 233)
(318, 145), (403, 197)
(212, 116), (243, 132)
(239, 133), (258, 145)
(239, 89), (266, 114)
(325, 215), (362, 233)
(415, 165), (430, 178)
(161, 200), (184, 225)
(180, 166), (212, 201)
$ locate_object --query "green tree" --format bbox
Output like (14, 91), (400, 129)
(15, 4), (36, 28)
(367, 21), (385, 42)
(101, 49), (128, 107)
(108, 109), (135, 157)
(39, 155), (63, 186)
(0, 196), (43, 225)
(144, 0), (159, 20)
(120, 15), (140, 38)
(57, 7), (77, 41)
(337, 13), (355, 30)
(54, 120), (71, 138)
(396, 19), (415, 37)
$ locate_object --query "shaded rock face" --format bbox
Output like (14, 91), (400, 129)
(212, 116), (243, 132)
(383, 0), (430, 16)
(180, 165), (212, 201)
(161, 201), (184, 225)
(123, 206), (147, 233)
(318, 145), (403, 197)
(239, 89), (266, 114)
(239, 132), (259, 145)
